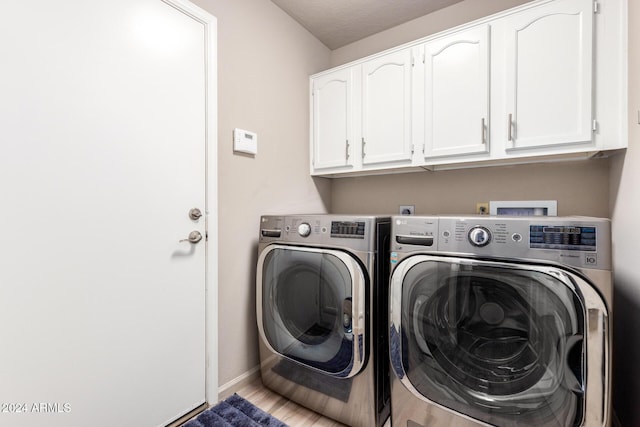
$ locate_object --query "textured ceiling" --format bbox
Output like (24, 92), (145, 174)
(271, 0), (465, 50)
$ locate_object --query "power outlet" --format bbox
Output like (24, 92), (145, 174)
(476, 202), (489, 215)
(399, 205), (415, 215)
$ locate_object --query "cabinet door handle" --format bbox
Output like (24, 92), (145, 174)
(345, 140), (350, 161)
(481, 118), (486, 144)
(508, 113), (513, 141)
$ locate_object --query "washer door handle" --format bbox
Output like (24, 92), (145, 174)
(342, 298), (353, 333)
(588, 307), (609, 423)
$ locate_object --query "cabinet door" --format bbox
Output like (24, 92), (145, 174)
(361, 48), (413, 165)
(504, 0), (593, 150)
(423, 25), (490, 159)
(312, 69), (353, 171)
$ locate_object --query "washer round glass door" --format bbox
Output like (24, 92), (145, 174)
(389, 255), (605, 427)
(257, 245), (366, 378)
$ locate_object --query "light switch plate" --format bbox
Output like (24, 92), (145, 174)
(233, 128), (257, 155)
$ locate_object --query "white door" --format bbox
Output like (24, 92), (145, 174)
(423, 25), (490, 159)
(503, 0), (593, 150)
(0, 1), (215, 426)
(361, 48), (414, 166)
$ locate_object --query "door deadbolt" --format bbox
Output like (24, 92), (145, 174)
(189, 208), (203, 220)
(180, 231), (203, 244)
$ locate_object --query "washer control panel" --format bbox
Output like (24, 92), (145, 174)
(297, 222), (311, 237)
(392, 215), (611, 270)
(437, 218), (535, 251)
(468, 226), (491, 247)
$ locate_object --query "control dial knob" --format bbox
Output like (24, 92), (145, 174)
(468, 226), (491, 247)
(298, 222), (311, 237)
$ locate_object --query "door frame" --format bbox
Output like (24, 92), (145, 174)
(162, 0), (218, 407)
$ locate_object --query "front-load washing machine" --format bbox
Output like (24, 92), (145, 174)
(257, 215), (391, 427)
(389, 216), (611, 427)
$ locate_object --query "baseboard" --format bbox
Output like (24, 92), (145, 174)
(166, 402), (208, 427)
(218, 365), (261, 400)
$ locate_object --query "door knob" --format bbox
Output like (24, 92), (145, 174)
(180, 231), (203, 244)
(189, 208), (203, 220)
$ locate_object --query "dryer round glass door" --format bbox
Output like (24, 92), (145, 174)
(388, 255), (605, 427)
(257, 245), (367, 378)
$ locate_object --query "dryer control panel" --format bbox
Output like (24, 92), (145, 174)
(259, 215), (388, 253)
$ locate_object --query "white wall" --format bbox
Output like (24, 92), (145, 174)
(189, 0), (332, 389)
(609, 2), (639, 425)
(332, 160), (611, 217)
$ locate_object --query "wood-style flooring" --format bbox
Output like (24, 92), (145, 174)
(181, 377), (392, 426)
(233, 377), (348, 426)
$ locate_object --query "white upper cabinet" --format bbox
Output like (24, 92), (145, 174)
(423, 25), (490, 159)
(311, 68), (354, 171)
(502, 0), (593, 151)
(310, 0), (626, 177)
(361, 48), (414, 166)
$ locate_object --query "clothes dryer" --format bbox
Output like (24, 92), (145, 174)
(389, 216), (611, 427)
(257, 215), (391, 427)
